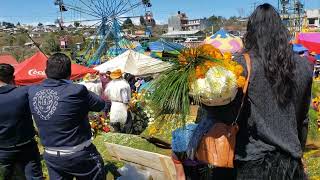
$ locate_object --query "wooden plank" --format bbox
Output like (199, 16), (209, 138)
(159, 157), (175, 180)
(105, 143), (171, 171)
(118, 160), (168, 180)
(105, 142), (176, 179)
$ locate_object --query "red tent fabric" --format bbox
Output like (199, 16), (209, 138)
(14, 52), (97, 85)
(0, 55), (18, 65)
(297, 32), (320, 54)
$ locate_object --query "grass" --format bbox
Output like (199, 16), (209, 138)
(305, 81), (320, 179)
(304, 148), (320, 180)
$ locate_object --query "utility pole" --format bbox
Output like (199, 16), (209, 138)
(251, 1), (259, 13)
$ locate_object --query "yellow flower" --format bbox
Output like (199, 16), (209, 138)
(223, 52), (232, 61)
(149, 126), (157, 135)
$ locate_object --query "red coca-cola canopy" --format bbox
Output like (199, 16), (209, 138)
(0, 54), (18, 65)
(14, 52), (97, 85)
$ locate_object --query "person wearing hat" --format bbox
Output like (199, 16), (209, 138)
(105, 69), (131, 132)
(79, 73), (103, 96)
(28, 53), (110, 179)
(100, 71), (112, 101)
(0, 63), (43, 179)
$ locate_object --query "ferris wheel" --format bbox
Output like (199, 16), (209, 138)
(54, 0), (153, 65)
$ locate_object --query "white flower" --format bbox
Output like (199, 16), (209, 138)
(190, 66), (238, 106)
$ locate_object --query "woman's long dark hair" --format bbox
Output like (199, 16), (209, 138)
(244, 3), (296, 107)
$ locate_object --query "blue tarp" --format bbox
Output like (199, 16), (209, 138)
(208, 29), (229, 39)
(293, 44), (308, 53)
(107, 46), (145, 57)
(148, 40), (184, 52)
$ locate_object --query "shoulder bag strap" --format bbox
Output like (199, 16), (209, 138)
(233, 53), (252, 125)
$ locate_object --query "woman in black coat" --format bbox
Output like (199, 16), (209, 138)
(234, 3), (313, 180)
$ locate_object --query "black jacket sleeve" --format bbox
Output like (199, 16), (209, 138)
(87, 90), (109, 112)
(296, 59), (313, 150)
(298, 78), (312, 151)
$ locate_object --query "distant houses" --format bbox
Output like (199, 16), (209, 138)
(168, 11), (210, 32)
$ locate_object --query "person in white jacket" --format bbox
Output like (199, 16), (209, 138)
(105, 69), (131, 132)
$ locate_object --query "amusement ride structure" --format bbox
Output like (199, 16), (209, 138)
(278, 0), (305, 34)
(54, 0), (153, 65)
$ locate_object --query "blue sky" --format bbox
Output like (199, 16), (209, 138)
(0, 0), (319, 25)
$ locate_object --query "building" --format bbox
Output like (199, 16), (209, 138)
(161, 30), (206, 45)
(168, 11), (210, 32)
(59, 36), (71, 49)
(186, 18), (210, 31)
(306, 9), (320, 27)
(30, 32), (42, 38)
(168, 11), (188, 32)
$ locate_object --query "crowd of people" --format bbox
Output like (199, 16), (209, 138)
(0, 3), (316, 180)
(0, 53), (110, 179)
(0, 53), (154, 180)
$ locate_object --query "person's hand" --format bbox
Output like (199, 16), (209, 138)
(172, 153), (186, 180)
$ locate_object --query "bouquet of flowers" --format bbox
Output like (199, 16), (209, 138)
(89, 112), (110, 136)
(128, 92), (151, 134)
(148, 44), (246, 121)
(312, 97), (320, 132)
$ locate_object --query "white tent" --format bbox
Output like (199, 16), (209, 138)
(94, 50), (172, 76)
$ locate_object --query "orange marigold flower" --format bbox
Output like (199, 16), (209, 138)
(223, 52), (232, 61)
(214, 51), (223, 59)
(234, 65), (244, 76)
(178, 55), (188, 65)
(237, 76), (246, 88)
(204, 61), (215, 68)
(195, 65), (206, 79)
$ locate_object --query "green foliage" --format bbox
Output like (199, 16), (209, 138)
(312, 81), (320, 97)
(148, 65), (192, 122)
(74, 21), (81, 28)
(309, 81), (320, 142)
(122, 18), (134, 29)
(308, 109), (320, 141)
(42, 33), (60, 55)
(205, 15), (246, 34)
(16, 34), (27, 46)
(206, 15), (225, 33)
(6, 35), (15, 46)
(2, 21), (15, 28)
(10, 48), (36, 62)
(141, 115), (197, 144)
(304, 150), (320, 178)
(104, 133), (170, 156)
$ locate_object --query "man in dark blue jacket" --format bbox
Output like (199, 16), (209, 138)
(0, 63), (43, 180)
(28, 53), (109, 180)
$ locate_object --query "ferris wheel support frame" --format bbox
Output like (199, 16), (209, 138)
(55, 0), (152, 65)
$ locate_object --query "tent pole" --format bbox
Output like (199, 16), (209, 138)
(22, 30), (48, 58)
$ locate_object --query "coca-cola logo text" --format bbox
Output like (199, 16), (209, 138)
(28, 69), (46, 76)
